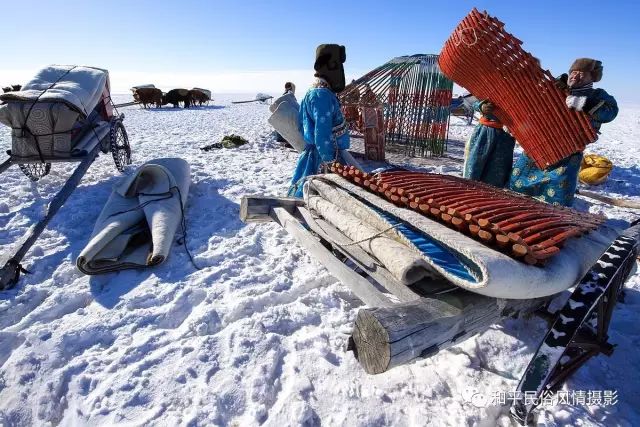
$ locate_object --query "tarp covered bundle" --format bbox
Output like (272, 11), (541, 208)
(77, 158), (191, 275)
(304, 174), (619, 299)
(0, 65), (112, 159)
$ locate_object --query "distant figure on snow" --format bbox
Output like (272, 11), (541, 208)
(275, 82), (297, 143)
(283, 81), (296, 96)
(288, 44), (349, 197)
(509, 58), (618, 206)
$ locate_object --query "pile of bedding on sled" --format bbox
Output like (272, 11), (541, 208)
(303, 174), (621, 299)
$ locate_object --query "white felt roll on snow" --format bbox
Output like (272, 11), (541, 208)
(77, 158), (191, 274)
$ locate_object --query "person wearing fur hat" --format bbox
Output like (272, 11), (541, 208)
(462, 99), (516, 187)
(284, 82), (296, 96)
(288, 44), (350, 197)
(509, 58), (618, 206)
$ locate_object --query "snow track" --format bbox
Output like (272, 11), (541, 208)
(0, 96), (638, 426)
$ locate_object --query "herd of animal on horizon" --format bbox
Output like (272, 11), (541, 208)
(131, 87), (212, 109)
(2, 84), (212, 110)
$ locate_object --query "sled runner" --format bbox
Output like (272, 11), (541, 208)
(0, 65), (132, 289)
(240, 166), (638, 425)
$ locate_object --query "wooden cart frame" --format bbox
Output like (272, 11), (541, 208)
(0, 112), (131, 289)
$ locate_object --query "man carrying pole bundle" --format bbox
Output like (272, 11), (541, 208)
(509, 58), (618, 206)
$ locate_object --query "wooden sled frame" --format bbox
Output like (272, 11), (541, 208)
(241, 195), (639, 425)
(0, 115), (132, 290)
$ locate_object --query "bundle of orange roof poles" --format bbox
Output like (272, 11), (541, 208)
(438, 8), (597, 169)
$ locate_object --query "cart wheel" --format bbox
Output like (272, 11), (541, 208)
(110, 119), (131, 172)
(19, 162), (51, 181)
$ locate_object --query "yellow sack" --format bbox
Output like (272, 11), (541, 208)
(579, 153), (613, 185)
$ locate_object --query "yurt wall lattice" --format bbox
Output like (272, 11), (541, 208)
(339, 54), (454, 158)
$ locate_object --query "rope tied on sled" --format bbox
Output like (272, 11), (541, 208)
(311, 216), (402, 248)
(16, 66), (78, 164)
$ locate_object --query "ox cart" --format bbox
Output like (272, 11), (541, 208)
(240, 165), (639, 424)
(0, 65), (131, 289)
(450, 93), (477, 125)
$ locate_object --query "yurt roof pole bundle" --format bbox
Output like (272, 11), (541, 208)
(438, 8), (596, 169)
(415, 57), (437, 157)
(403, 55), (451, 157)
(402, 60), (424, 155)
(413, 62), (430, 156)
(403, 63), (420, 154)
(390, 63), (414, 146)
(431, 65), (455, 155)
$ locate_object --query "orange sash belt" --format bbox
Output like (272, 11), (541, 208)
(479, 116), (504, 129)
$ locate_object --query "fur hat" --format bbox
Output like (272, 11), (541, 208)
(284, 82), (295, 94)
(314, 44), (347, 93)
(569, 58), (603, 82)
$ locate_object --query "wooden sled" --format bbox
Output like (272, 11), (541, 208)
(240, 195), (639, 425)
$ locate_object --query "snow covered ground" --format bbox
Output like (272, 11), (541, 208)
(0, 94), (638, 426)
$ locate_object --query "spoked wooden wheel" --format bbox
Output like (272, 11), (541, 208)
(110, 119), (131, 172)
(18, 162), (51, 181)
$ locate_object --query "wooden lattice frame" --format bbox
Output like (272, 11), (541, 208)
(339, 54), (453, 157)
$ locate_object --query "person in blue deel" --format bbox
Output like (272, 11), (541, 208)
(288, 44), (350, 197)
(462, 99), (516, 187)
(509, 58), (618, 206)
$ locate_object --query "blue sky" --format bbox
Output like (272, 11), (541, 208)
(1, 0), (639, 99)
